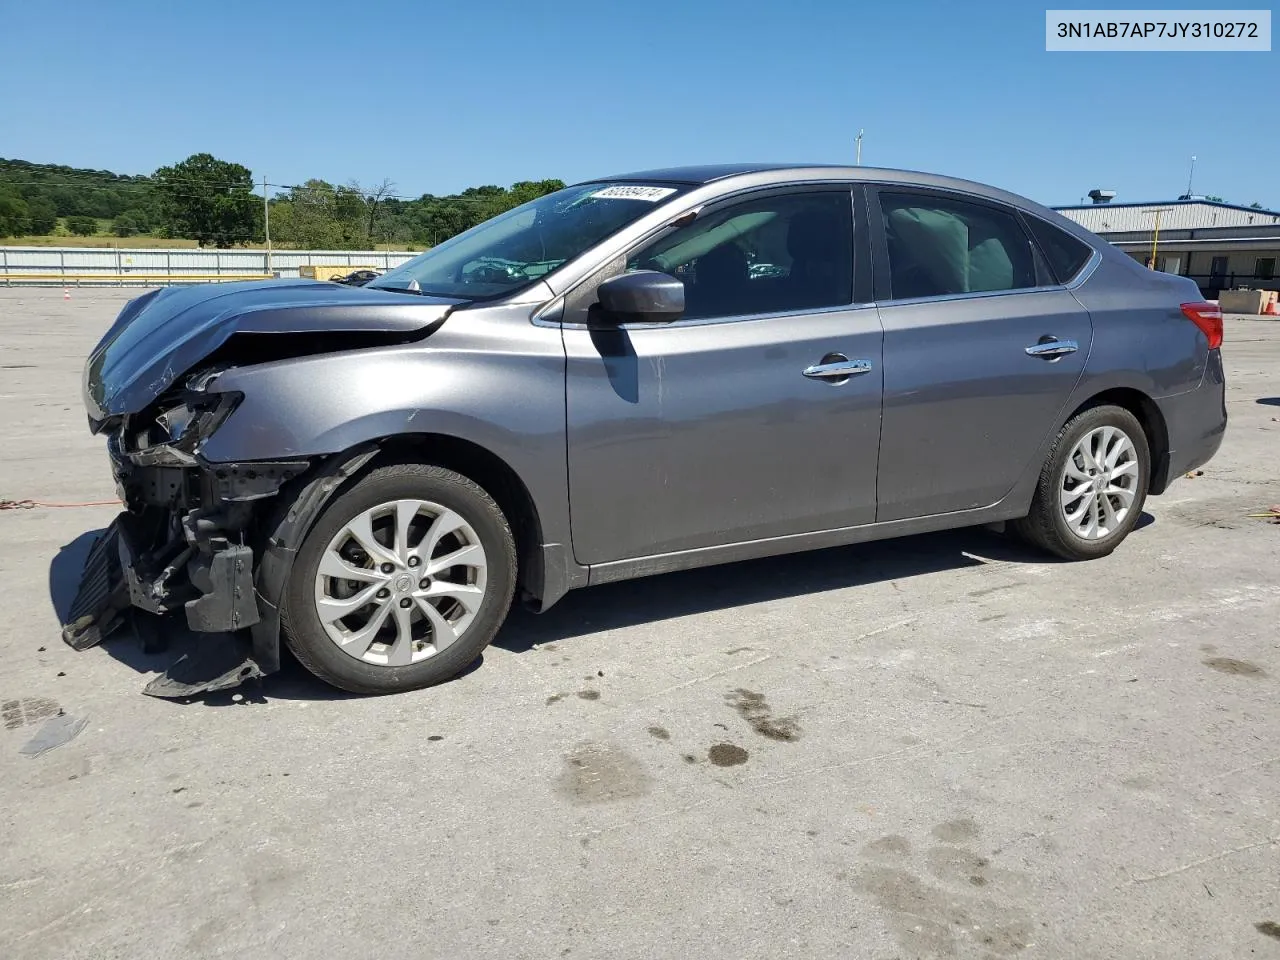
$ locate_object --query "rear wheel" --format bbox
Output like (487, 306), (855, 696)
(1011, 404), (1150, 561)
(281, 463), (516, 694)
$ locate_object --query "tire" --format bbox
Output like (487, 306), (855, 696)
(1010, 404), (1150, 561)
(281, 463), (516, 695)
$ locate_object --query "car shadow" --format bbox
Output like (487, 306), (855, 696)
(49, 529), (379, 705)
(1257, 397), (1280, 406)
(48, 529), (103, 624)
(50, 515), (1155, 699)
(493, 519), (1157, 654)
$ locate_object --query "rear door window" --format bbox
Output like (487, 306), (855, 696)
(879, 192), (1037, 300)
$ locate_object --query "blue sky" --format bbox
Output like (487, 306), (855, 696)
(2, 0), (1276, 207)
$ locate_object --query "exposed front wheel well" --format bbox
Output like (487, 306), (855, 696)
(365, 434), (546, 604)
(1066, 388), (1171, 494)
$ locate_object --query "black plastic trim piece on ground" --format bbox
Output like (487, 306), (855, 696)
(142, 633), (264, 699)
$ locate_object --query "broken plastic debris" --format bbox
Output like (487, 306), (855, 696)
(142, 641), (264, 699)
(20, 713), (88, 757)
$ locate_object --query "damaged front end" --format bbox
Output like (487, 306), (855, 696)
(64, 281), (461, 696)
(64, 378), (312, 697)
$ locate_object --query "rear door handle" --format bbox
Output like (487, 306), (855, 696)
(1024, 338), (1078, 360)
(803, 354), (874, 382)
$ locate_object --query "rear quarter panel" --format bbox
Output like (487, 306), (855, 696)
(1067, 255), (1207, 399)
(992, 251), (1212, 514)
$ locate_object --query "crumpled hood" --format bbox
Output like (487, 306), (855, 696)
(84, 279), (464, 421)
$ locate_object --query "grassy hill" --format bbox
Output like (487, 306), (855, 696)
(2, 154), (559, 251)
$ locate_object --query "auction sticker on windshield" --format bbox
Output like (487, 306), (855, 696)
(590, 185), (678, 201)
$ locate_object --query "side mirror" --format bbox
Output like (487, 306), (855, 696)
(595, 270), (685, 324)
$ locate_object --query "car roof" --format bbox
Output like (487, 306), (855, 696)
(583, 163), (1082, 235)
(593, 163), (843, 185)
(592, 163), (1011, 193)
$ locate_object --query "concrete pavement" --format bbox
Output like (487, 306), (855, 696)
(1, 289), (1277, 959)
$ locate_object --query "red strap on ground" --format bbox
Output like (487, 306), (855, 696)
(0, 498), (121, 510)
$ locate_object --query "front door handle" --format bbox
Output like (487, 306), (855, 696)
(1024, 338), (1079, 360)
(803, 354), (874, 382)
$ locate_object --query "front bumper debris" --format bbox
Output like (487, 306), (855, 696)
(60, 428), (311, 697)
(61, 515), (267, 699)
(141, 636), (266, 698)
(62, 524), (130, 651)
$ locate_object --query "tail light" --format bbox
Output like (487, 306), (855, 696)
(1181, 302), (1223, 349)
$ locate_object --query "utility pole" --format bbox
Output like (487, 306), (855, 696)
(263, 174), (272, 276)
(855, 129), (864, 166)
(1185, 155), (1197, 197)
(1147, 208), (1172, 269)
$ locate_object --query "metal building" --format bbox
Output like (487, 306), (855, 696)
(1054, 196), (1280, 298)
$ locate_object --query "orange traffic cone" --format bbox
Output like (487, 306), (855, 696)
(63, 286), (70, 301)
(1265, 297), (1280, 316)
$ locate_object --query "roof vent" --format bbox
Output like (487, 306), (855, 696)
(1088, 189), (1117, 205)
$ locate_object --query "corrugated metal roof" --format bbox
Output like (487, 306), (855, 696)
(1055, 200), (1280, 234)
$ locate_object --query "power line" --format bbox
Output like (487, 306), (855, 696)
(1, 173), (247, 189)
(2, 173), (537, 203)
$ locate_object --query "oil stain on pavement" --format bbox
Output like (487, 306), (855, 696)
(556, 742), (651, 805)
(725, 688), (801, 742)
(855, 820), (1037, 957)
(707, 743), (748, 767)
(1203, 657), (1267, 677)
(2, 697), (60, 730)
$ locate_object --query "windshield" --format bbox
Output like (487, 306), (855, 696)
(368, 182), (689, 300)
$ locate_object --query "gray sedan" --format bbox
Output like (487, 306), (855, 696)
(68, 164), (1226, 696)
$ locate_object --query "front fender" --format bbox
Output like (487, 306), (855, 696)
(197, 306), (572, 551)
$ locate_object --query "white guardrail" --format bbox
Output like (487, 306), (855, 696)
(0, 246), (419, 285)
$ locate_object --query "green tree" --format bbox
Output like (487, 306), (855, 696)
(1250, 202), (1264, 209)
(349, 178), (396, 245)
(404, 179), (564, 247)
(270, 180), (368, 249)
(26, 197), (57, 234)
(153, 153), (261, 247)
(66, 215), (98, 236)
(507, 179), (566, 206)
(0, 158), (159, 222)
(0, 191), (30, 236)
(112, 211), (143, 236)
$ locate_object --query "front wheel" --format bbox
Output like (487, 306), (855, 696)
(1010, 404), (1150, 561)
(281, 463), (516, 694)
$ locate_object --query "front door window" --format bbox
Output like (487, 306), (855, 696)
(627, 191), (854, 320)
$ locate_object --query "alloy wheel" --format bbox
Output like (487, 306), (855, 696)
(313, 499), (488, 666)
(1059, 425), (1139, 540)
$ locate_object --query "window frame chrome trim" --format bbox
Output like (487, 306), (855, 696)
(587, 300), (878, 331)
(869, 271), (1098, 308)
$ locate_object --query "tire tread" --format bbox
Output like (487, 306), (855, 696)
(1010, 404), (1150, 561)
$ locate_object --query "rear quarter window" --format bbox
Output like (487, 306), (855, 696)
(1025, 216), (1094, 284)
